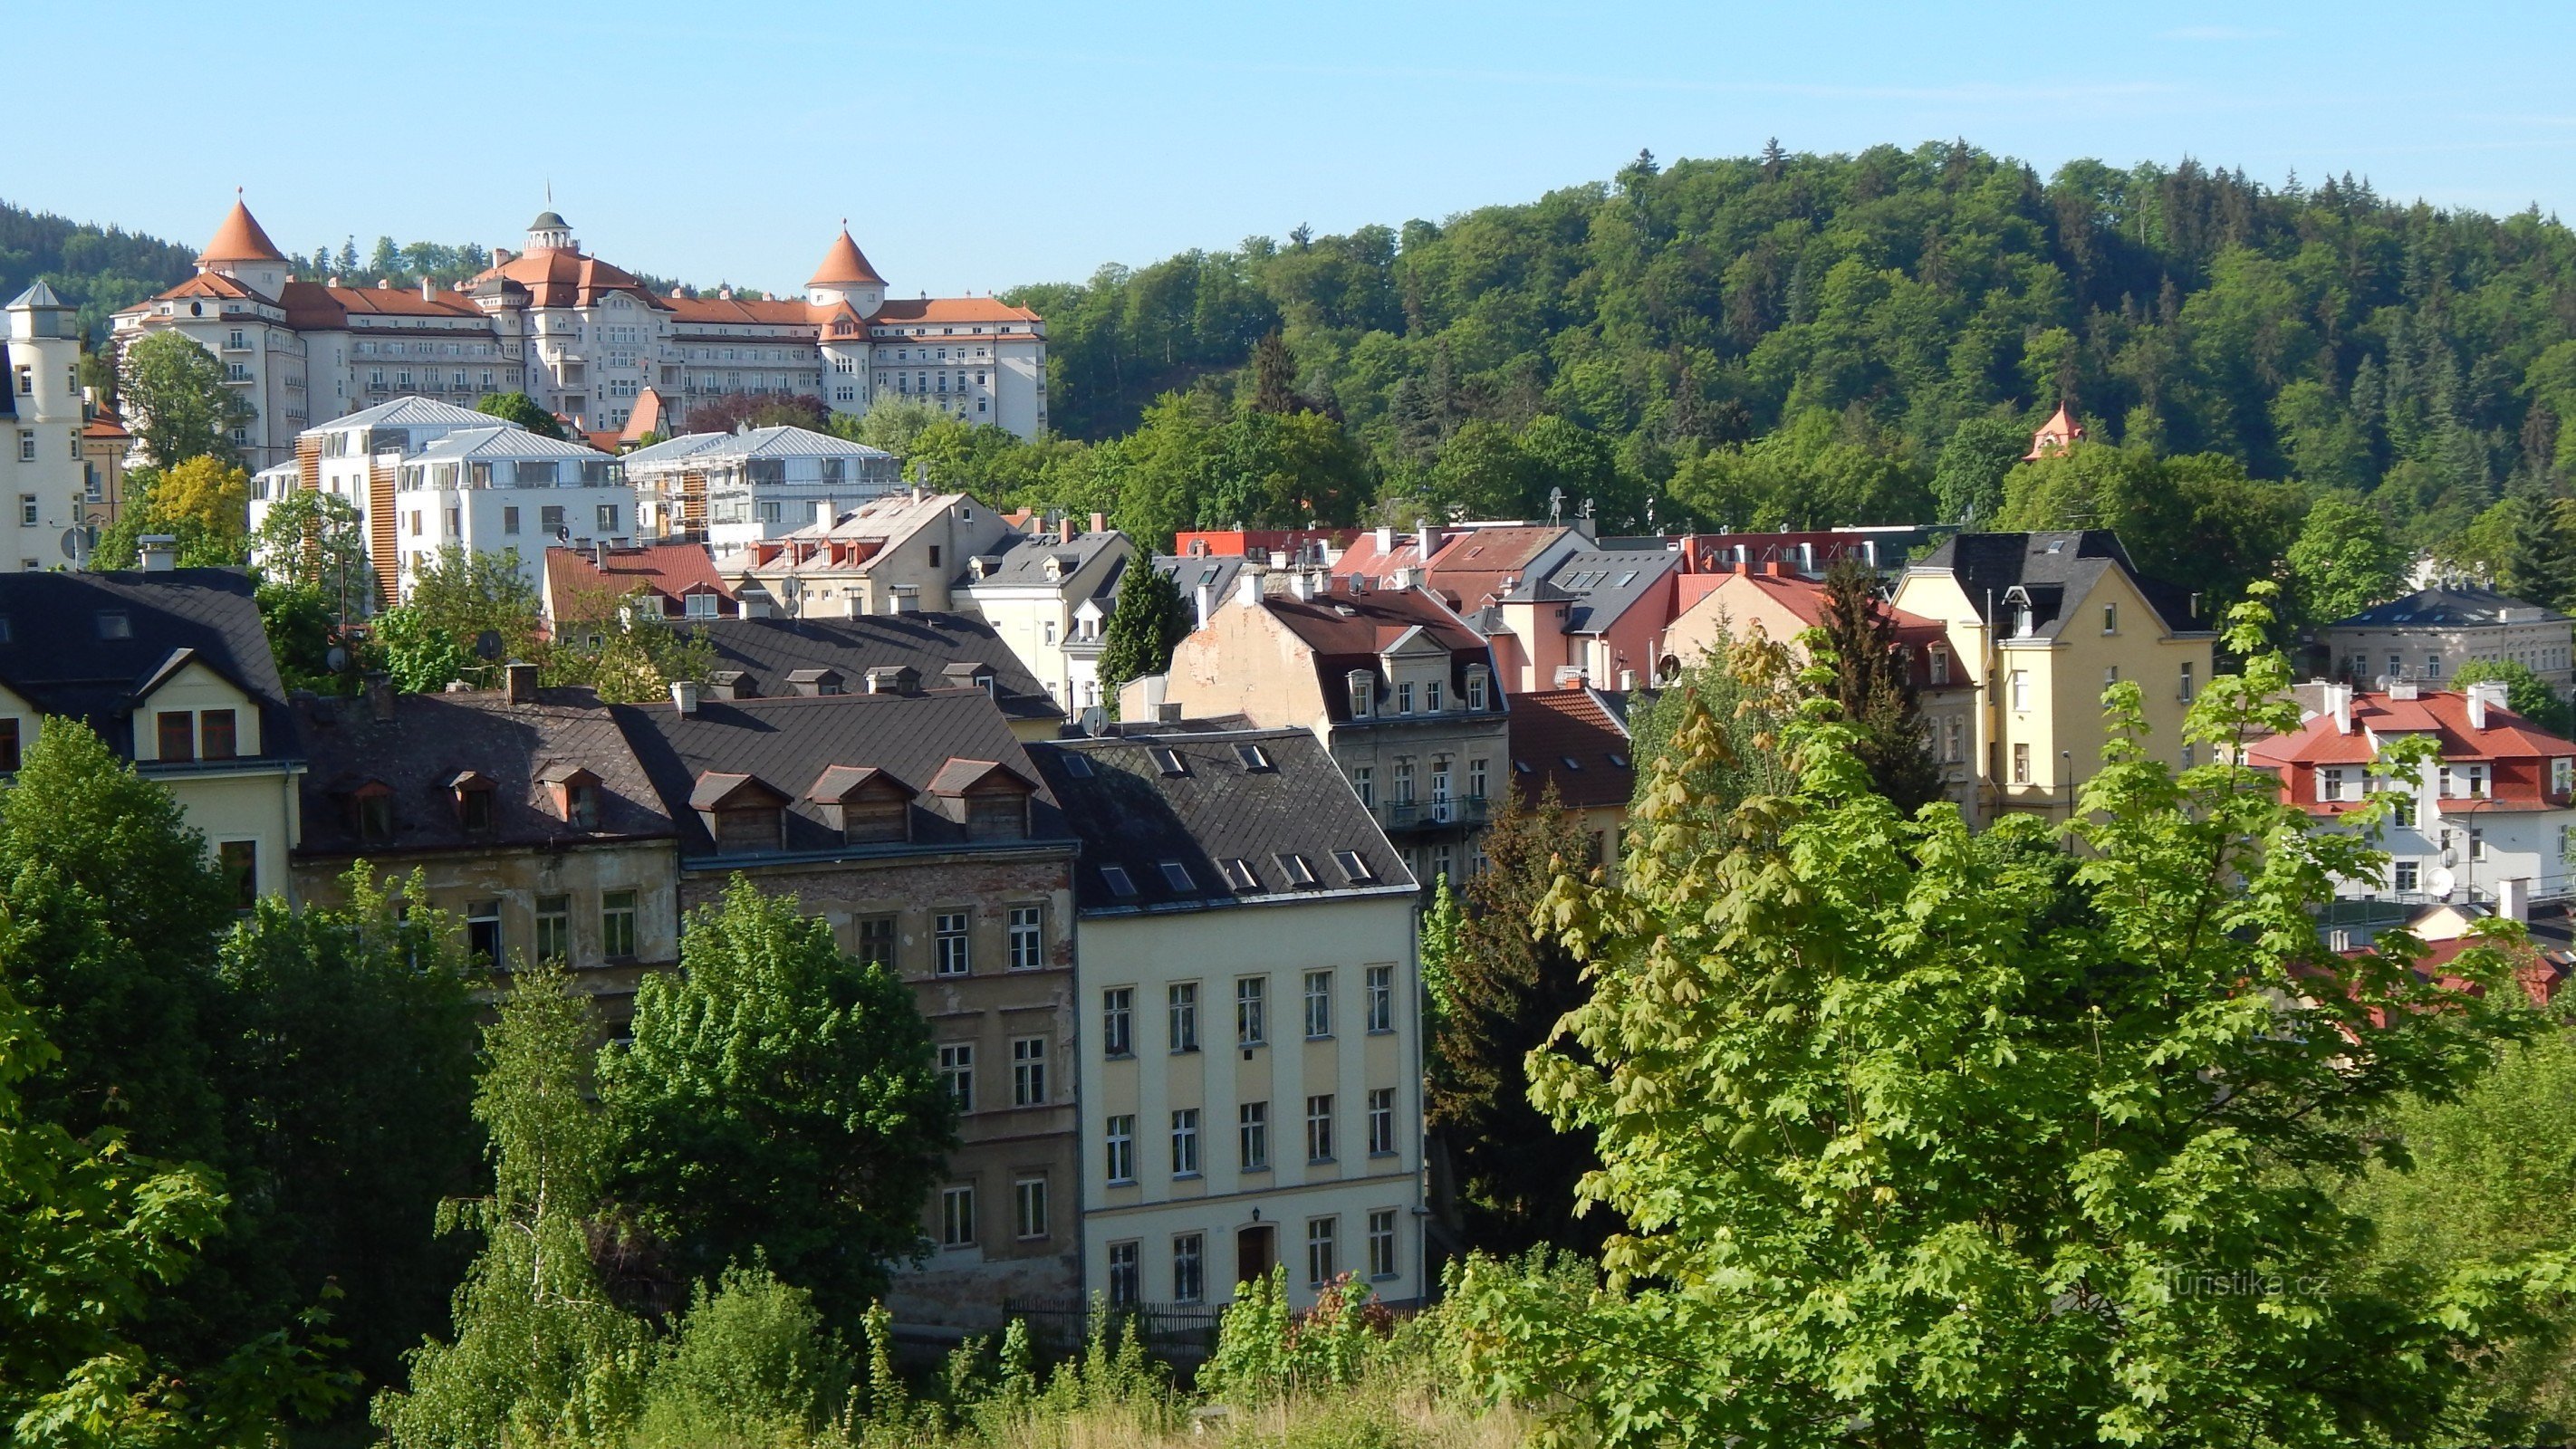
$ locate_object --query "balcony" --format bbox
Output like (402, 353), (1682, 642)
(1375, 796), (1491, 832)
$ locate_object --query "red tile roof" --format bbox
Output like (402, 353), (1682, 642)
(2247, 689), (2576, 768)
(469, 248), (664, 311)
(1508, 688), (1633, 810)
(545, 544), (735, 624)
(199, 198), (287, 265)
(82, 409), (129, 440)
(808, 229), (887, 288)
(1261, 578), (1487, 659)
(870, 296), (1043, 326)
(1424, 526), (1571, 609)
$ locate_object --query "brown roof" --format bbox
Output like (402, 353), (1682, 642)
(870, 296), (1043, 326)
(152, 272), (261, 304)
(1508, 687), (1634, 810)
(1425, 526), (1575, 611)
(198, 198), (287, 265)
(545, 544), (735, 624)
(620, 388), (668, 443)
(808, 229), (887, 288)
(664, 294), (845, 327)
(468, 248), (665, 311)
(82, 409), (129, 440)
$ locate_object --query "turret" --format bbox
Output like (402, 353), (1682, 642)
(526, 209), (576, 254)
(197, 193), (292, 299)
(806, 225), (887, 315)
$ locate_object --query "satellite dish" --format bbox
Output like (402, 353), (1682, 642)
(474, 629), (505, 661)
(1080, 705), (1108, 737)
(325, 645), (349, 672)
(59, 527), (88, 565)
(2429, 866), (2456, 897)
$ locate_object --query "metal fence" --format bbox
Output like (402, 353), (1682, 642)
(1001, 1296), (1226, 1365)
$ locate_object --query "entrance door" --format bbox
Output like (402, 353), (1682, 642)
(1235, 1223), (1276, 1286)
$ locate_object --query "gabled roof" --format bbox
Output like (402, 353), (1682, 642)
(926, 757), (1034, 796)
(2247, 688), (2576, 771)
(1028, 728), (1413, 914)
(1425, 525), (1579, 610)
(1911, 530), (2206, 639)
(808, 229), (887, 288)
(1508, 548), (1682, 634)
(0, 569), (294, 764)
(199, 198), (287, 265)
(869, 296), (1043, 326)
(1251, 578), (1501, 724)
(1508, 687), (1634, 811)
(544, 544), (734, 623)
(622, 425), (894, 469)
(677, 614), (1059, 723)
(409, 425), (614, 463)
(307, 396), (499, 433)
(966, 529), (1129, 589)
(809, 763), (910, 801)
(2324, 586), (2569, 630)
(294, 686), (670, 858)
(468, 246), (666, 312)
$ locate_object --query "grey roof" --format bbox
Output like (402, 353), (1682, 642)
(610, 688), (1072, 862)
(1027, 727), (1415, 915)
(0, 568), (296, 763)
(1155, 554), (1251, 611)
(1911, 530), (2208, 639)
(8, 282), (65, 309)
(677, 614), (1060, 722)
(967, 529), (1129, 588)
(409, 425), (613, 462)
(620, 426), (895, 469)
(530, 209), (571, 230)
(308, 396), (498, 433)
(2325, 586), (2569, 630)
(1507, 548), (1683, 634)
(293, 687), (672, 859)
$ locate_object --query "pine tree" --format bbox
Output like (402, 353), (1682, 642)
(1249, 331), (1299, 415)
(1814, 558), (1945, 814)
(1096, 554), (1192, 717)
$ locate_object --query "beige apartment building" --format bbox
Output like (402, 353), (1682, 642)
(1891, 532), (2216, 826)
(2320, 585), (2574, 696)
(962, 520), (1131, 720)
(720, 489), (1019, 619)
(1030, 727), (1425, 1312)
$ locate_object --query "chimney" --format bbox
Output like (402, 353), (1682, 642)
(504, 660), (538, 704)
(1798, 541), (1816, 575)
(2500, 876), (2531, 924)
(494, 248), (514, 265)
(1090, 512), (1106, 535)
(2325, 682), (2352, 734)
(1195, 580), (1216, 629)
(1618, 668), (1638, 691)
(1289, 571), (1317, 601)
(1236, 570), (1264, 608)
(886, 585), (916, 614)
(326, 274), (341, 288)
(364, 670), (396, 723)
(1157, 702), (1182, 724)
(1390, 565), (1417, 590)
(420, 277), (436, 302)
(671, 678), (701, 715)
(1416, 517), (1439, 561)
(1059, 513), (1076, 543)
(1375, 524), (1394, 556)
(137, 534), (178, 571)
(591, 538), (609, 569)
(2467, 678), (2508, 730)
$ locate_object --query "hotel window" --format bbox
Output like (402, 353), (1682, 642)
(1303, 970), (1333, 1038)
(1235, 976), (1266, 1046)
(1168, 983), (1199, 1051)
(466, 900), (503, 964)
(1013, 1177), (1048, 1240)
(1011, 1036), (1048, 1107)
(1305, 1216), (1338, 1289)
(1369, 1088), (1397, 1155)
(1170, 1108), (1200, 1176)
(1101, 987), (1133, 1057)
(1305, 1094), (1335, 1162)
(941, 1184), (976, 1247)
(1104, 1115), (1136, 1185)
(938, 1043), (974, 1112)
(601, 890), (639, 960)
(1368, 1209), (1399, 1280)
(218, 840), (257, 909)
(1106, 1241), (1139, 1307)
(2012, 743), (2031, 786)
(935, 910), (971, 975)
(158, 711), (196, 763)
(1172, 1233), (1205, 1303)
(1239, 1101), (1269, 1170)
(1006, 904), (1043, 969)
(1366, 965), (1393, 1032)
(855, 914), (896, 966)
(534, 895), (570, 962)
(199, 709), (237, 761)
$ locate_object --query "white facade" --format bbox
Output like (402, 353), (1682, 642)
(962, 527), (1132, 719)
(621, 426), (900, 549)
(388, 427), (630, 598)
(0, 284), (89, 570)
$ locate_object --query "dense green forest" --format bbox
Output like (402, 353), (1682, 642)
(0, 200), (196, 340)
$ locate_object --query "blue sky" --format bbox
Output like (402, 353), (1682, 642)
(28, 2), (2576, 297)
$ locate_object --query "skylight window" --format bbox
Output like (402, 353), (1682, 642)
(1616, 571), (1639, 587)
(1562, 756), (1582, 771)
(95, 611), (130, 640)
(1514, 760), (1534, 773)
(1158, 860), (1195, 892)
(1276, 852), (1319, 887)
(1331, 849), (1374, 884)
(1219, 858), (1260, 890)
(1149, 746), (1187, 777)
(1062, 753), (1094, 779)
(1608, 753), (1629, 768)
(1234, 743), (1273, 772)
(1099, 864), (1138, 897)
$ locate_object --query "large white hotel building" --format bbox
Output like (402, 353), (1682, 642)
(113, 200), (1048, 470)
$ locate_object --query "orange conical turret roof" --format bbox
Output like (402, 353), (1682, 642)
(807, 226), (886, 288)
(198, 195), (288, 266)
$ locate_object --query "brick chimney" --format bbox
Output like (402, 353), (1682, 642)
(504, 661), (539, 704)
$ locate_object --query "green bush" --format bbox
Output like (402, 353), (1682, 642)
(637, 1264), (849, 1448)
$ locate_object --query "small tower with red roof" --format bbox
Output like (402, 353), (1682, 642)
(2023, 402), (2085, 461)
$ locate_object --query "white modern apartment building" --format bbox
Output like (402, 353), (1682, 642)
(962, 521), (1132, 719)
(114, 199), (1049, 470)
(621, 425), (900, 549)
(1030, 728), (1427, 1313)
(0, 283), (89, 571)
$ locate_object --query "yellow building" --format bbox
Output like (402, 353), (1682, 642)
(1890, 532), (2216, 826)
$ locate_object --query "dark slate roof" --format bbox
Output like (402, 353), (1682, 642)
(1506, 548), (1682, 635)
(965, 529), (1127, 587)
(293, 686), (672, 858)
(0, 568), (296, 762)
(1154, 553), (1252, 618)
(1507, 687), (1636, 811)
(609, 688), (1072, 862)
(2325, 586), (2569, 630)
(676, 614), (1059, 722)
(1027, 727), (1416, 915)
(1911, 531), (2209, 639)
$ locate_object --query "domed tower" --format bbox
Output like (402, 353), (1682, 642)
(525, 209), (576, 254)
(806, 226), (887, 315)
(197, 193), (292, 298)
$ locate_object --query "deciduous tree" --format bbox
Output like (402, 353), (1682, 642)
(119, 331), (252, 469)
(1813, 557), (1944, 813)
(474, 391), (566, 440)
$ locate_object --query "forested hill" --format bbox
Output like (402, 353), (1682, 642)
(0, 201), (195, 340)
(997, 140), (2576, 553)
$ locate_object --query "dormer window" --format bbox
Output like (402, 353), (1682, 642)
(1347, 670), (1372, 717)
(928, 758), (1036, 841)
(349, 781), (395, 845)
(691, 771), (788, 852)
(450, 770), (497, 833)
(810, 765), (914, 845)
(1466, 667), (1489, 712)
(539, 763), (605, 830)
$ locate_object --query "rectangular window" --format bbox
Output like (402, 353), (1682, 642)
(1172, 1232), (1206, 1303)
(1303, 969), (1333, 1038)
(2179, 663), (2195, 703)
(1367, 964), (1393, 1032)
(1368, 1209), (1399, 1280)
(1104, 1114), (1136, 1184)
(0, 718), (22, 773)
(2555, 758), (2572, 795)
(1305, 1216), (1338, 1288)
(1106, 1240), (1139, 1307)
(1306, 1093), (1334, 1162)
(1006, 904), (1043, 969)
(1426, 680), (1444, 712)
(1168, 983), (1198, 1051)
(597, 504), (620, 532)
(1235, 976), (1266, 1046)
(1468, 758), (1488, 799)
(1368, 1087), (1396, 1156)
(601, 889), (638, 959)
(855, 914), (896, 966)
(935, 910), (970, 975)
(157, 711), (195, 763)
(218, 840), (257, 908)
(941, 1184), (976, 1246)
(938, 1043), (974, 1112)
(2008, 670), (2030, 712)
(1170, 1108), (1200, 1176)
(1013, 1177), (1048, 1239)
(2102, 603), (2118, 634)
(2471, 830), (2487, 861)
(1397, 681), (1414, 714)
(2011, 743), (2031, 786)
(198, 709), (237, 761)
(2395, 859), (2420, 892)
(1352, 766), (1373, 808)
(1928, 647), (1950, 686)
(18, 495), (34, 527)
(535, 894), (570, 961)
(466, 899), (502, 964)
(503, 505), (520, 534)
(1101, 987), (1134, 1057)
(1239, 1101), (1269, 1171)
(1012, 1036), (1047, 1107)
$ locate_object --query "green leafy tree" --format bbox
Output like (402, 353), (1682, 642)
(373, 960), (646, 1449)
(547, 592), (717, 705)
(374, 606), (476, 695)
(1426, 787), (1616, 1257)
(1459, 592), (2564, 1448)
(2285, 492), (2406, 628)
(249, 487), (376, 623)
(1930, 415), (2029, 523)
(382, 546), (544, 692)
(118, 332), (252, 470)
(599, 879), (955, 1330)
(1812, 556), (1944, 813)
(635, 1263), (850, 1447)
(474, 391), (565, 440)
(91, 457), (254, 571)
(2505, 496), (2576, 614)
(1097, 553), (1192, 716)
(2451, 658), (2573, 737)
(1418, 873), (1465, 1019)
(1624, 621), (1799, 826)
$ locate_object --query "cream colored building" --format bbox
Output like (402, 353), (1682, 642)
(3, 283), (90, 570)
(2319, 586), (2574, 696)
(962, 522), (1131, 719)
(1030, 728), (1426, 1311)
(720, 488), (1020, 619)
(1890, 532), (2216, 826)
